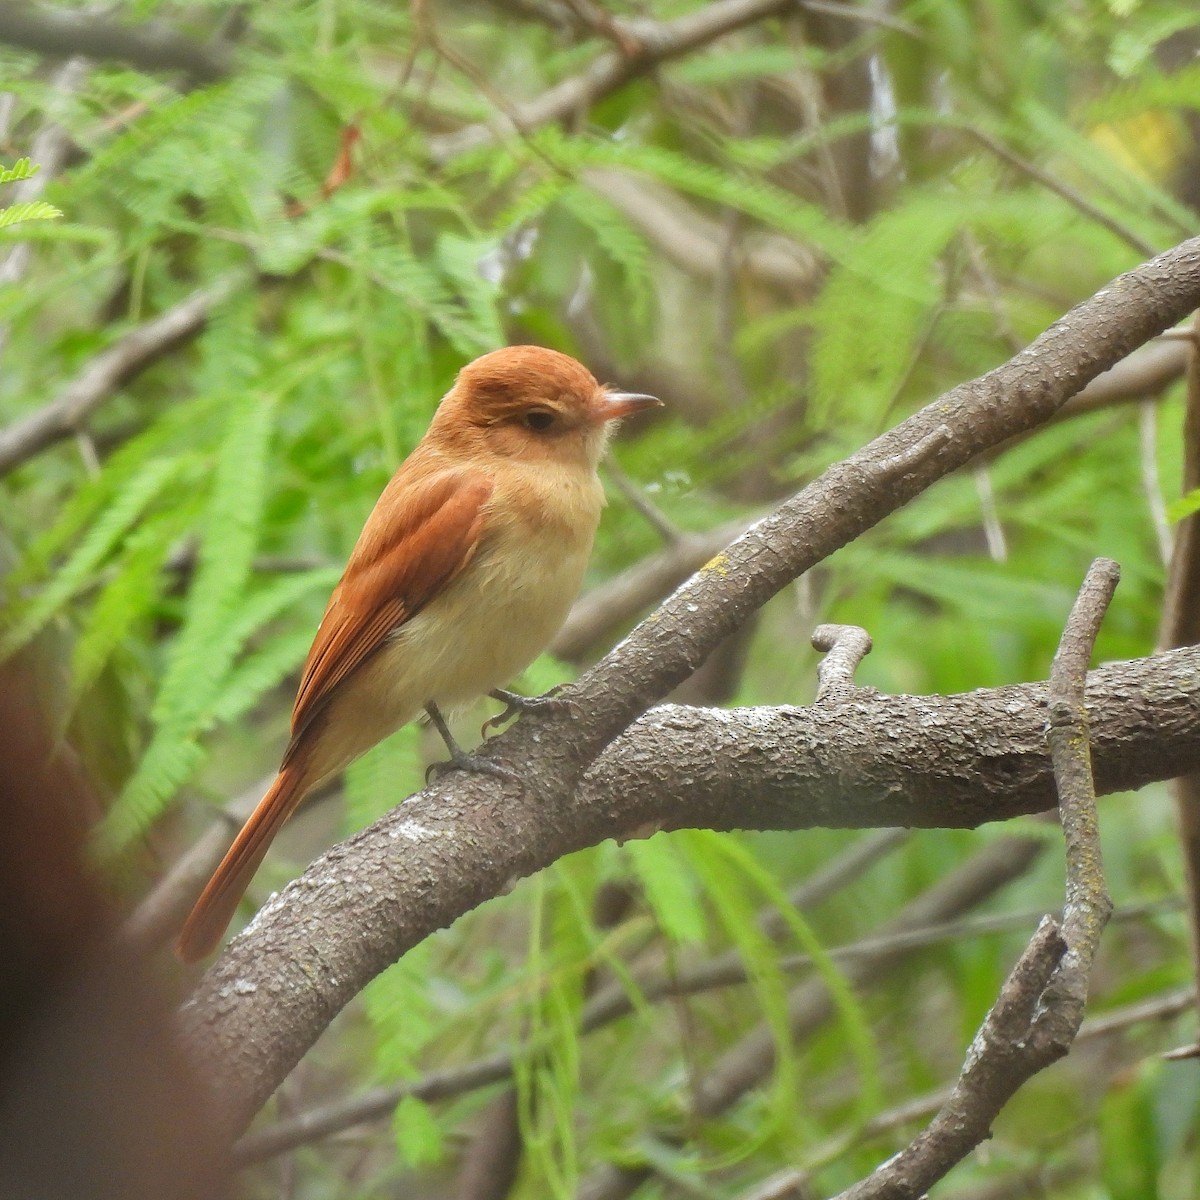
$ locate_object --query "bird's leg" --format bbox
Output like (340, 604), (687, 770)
(425, 702), (516, 783)
(481, 686), (580, 736)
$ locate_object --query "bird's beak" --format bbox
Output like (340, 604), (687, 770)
(595, 390), (663, 422)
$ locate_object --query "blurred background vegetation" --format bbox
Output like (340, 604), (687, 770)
(1, 0), (1199, 1196)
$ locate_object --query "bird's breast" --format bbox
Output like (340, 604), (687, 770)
(367, 467), (602, 716)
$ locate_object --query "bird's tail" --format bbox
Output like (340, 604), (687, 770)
(175, 766), (309, 963)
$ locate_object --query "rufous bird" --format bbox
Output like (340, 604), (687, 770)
(176, 346), (660, 962)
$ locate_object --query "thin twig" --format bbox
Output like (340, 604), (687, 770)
(427, 0), (799, 162)
(602, 455), (681, 544)
(967, 127), (1156, 258)
(973, 465), (1008, 562)
(1049, 559), (1118, 958)
(551, 516), (758, 663)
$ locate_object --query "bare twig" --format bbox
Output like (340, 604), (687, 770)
(602, 454), (681, 544)
(1049, 558), (1118, 965)
(973, 465), (1008, 561)
(122, 775), (276, 954)
(551, 516), (757, 663)
(0, 276), (238, 476)
(1062, 336), (1188, 415)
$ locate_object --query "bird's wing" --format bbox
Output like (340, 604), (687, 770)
(286, 468), (494, 750)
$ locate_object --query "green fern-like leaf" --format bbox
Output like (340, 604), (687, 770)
(1167, 487), (1200, 523)
(150, 400), (280, 728)
(0, 200), (62, 229)
(702, 833), (884, 1122)
(101, 347), (337, 853)
(4, 391), (222, 598)
(625, 836), (708, 945)
(208, 567), (342, 723)
(808, 189), (971, 425)
(0, 156), (38, 185)
(528, 131), (853, 261)
(558, 187), (654, 333)
(1, 455), (188, 661)
(67, 515), (182, 710)
(434, 232), (506, 350)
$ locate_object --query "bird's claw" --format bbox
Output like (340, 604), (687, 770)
(481, 686), (581, 737)
(426, 750), (518, 785)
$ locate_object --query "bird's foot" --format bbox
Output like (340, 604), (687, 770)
(481, 686), (580, 736)
(426, 702), (518, 783)
(425, 747), (516, 784)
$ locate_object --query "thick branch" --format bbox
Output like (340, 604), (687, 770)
(187, 642), (1200, 1142)
(1162, 307), (1200, 1047)
(0, 4), (230, 79)
(181, 239), (1200, 1138)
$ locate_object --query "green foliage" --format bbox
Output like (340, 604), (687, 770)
(2, 0), (1198, 1195)
(0, 158), (62, 231)
(0, 199), (63, 229)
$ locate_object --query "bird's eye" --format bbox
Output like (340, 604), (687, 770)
(523, 409), (556, 432)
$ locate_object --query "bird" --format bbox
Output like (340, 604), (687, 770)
(175, 346), (661, 962)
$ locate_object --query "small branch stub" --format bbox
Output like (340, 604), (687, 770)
(812, 624), (873, 701)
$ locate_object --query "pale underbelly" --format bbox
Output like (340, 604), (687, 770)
(305, 530), (591, 783)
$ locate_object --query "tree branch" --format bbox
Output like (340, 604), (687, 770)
(181, 237), (1200, 1140)
(0, 4), (231, 80)
(834, 560), (1117, 1199)
(0, 276), (238, 476)
(427, 0), (798, 162)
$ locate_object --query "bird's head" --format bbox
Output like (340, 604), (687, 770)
(430, 346), (661, 469)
